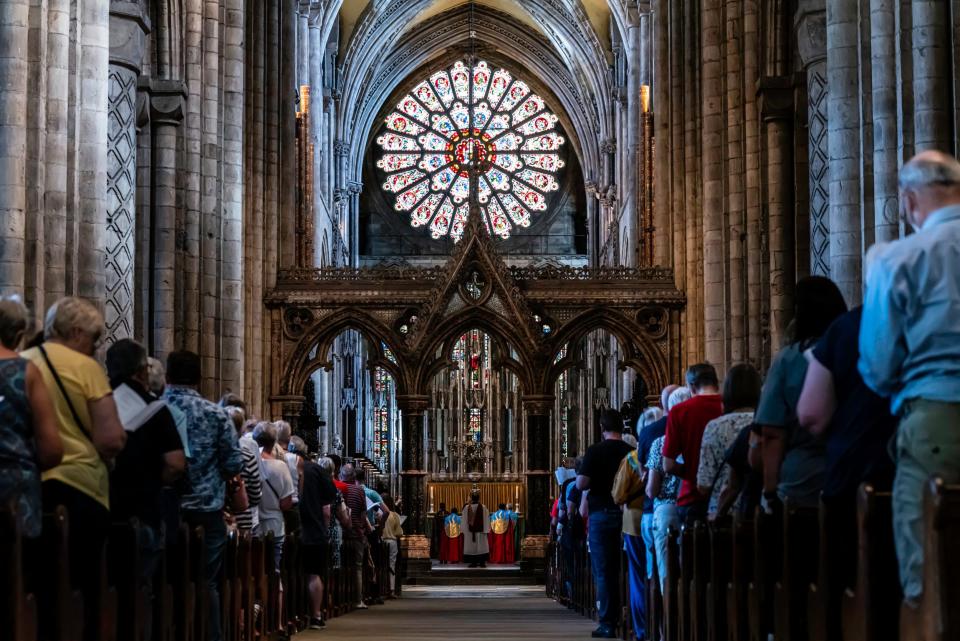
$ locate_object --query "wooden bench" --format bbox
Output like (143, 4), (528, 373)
(706, 519), (731, 641)
(0, 506), (37, 641)
(773, 504), (818, 641)
(726, 514), (752, 641)
(841, 485), (899, 641)
(107, 521), (148, 641)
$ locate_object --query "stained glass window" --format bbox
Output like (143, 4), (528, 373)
(467, 407), (483, 442)
(376, 59), (566, 242)
(373, 367), (393, 460)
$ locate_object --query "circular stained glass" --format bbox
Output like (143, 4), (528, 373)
(376, 59), (566, 242)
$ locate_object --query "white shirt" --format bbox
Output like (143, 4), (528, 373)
(259, 457), (294, 537)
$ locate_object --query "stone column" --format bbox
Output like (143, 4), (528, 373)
(725, 0), (746, 366)
(397, 395), (431, 574)
(758, 76), (797, 353)
(0, 0), (29, 295)
(221, 0), (245, 395)
(870, 0), (900, 245)
(826, 0), (863, 305)
(520, 395), (553, 571)
(701, 0), (725, 368)
(796, 3), (830, 278)
(912, 1), (951, 151)
(106, 3), (149, 342)
(44, 0), (71, 304)
(147, 81), (186, 362)
(652, 0), (671, 268)
(279, 396), (304, 432)
(77, 0), (110, 301)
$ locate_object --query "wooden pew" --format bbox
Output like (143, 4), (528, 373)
(773, 504), (818, 641)
(107, 521), (148, 641)
(189, 526), (208, 641)
(706, 519), (732, 641)
(168, 524), (196, 641)
(221, 531), (240, 641)
(678, 524), (694, 641)
(41, 507), (84, 641)
(152, 525), (175, 641)
(841, 485), (899, 641)
(689, 521), (711, 641)
(726, 514), (752, 641)
(0, 506), (38, 641)
(664, 526), (681, 641)
(901, 477), (960, 641)
(747, 509), (777, 641)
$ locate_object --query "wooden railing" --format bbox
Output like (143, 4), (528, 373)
(0, 506), (401, 641)
(547, 478), (960, 641)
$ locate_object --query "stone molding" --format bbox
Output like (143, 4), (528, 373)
(757, 75), (796, 122)
(109, 1), (151, 73)
(794, 1), (826, 69)
(143, 78), (188, 125)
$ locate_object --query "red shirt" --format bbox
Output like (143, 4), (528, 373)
(661, 394), (723, 506)
(333, 479), (349, 493)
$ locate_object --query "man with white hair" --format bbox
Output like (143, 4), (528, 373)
(859, 150), (960, 604)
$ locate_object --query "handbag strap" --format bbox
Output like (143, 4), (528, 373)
(37, 345), (92, 440)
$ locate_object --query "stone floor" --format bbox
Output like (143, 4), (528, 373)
(298, 585), (598, 640)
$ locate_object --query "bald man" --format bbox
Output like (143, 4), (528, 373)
(859, 150), (960, 604)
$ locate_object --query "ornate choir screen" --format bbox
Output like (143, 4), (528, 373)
(266, 207), (684, 561)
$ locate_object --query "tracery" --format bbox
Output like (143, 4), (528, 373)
(377, 59), (565, 241)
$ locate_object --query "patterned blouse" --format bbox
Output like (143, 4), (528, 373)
(645, 435), (680, 509)
(697, 411), (755, 515)
(0, 358), (41, 537)
(163, 386), (243, 512)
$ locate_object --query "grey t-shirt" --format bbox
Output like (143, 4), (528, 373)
(755, 342), (826, 507)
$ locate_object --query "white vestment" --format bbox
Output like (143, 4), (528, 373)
(462, 503), (490, 556)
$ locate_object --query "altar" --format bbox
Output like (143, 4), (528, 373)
(427, 481), (525, 563)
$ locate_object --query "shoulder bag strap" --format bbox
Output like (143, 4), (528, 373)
(37, 345), (93, 440)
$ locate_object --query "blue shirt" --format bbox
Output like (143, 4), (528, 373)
(636, 415), (668, 513)
(859, 205), (960, 414)
(164, 386), (243, 512)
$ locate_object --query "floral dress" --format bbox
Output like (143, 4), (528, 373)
(0, 358), (41, 537)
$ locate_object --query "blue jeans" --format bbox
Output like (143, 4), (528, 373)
(588, 509), (624, 628)
(183, 510), (227, 641)
(641, 513), (655, 580)
(624, 533), (647, 638)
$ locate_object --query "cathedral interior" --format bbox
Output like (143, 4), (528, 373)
(2, 0), (960, 638)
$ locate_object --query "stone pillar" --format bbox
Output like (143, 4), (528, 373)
(870, 0), (900, 245)
(0, 0), (29, 295)
(221, 0), (245, 395)
(147, 81), (186, 362)
(521, 395), (553, 571)
(826, 0), (862, 305)
(397, 395), (431, 573)
(45, 0), (71, 304)
(796, 3), (830, 278)
(278, 396), (304, 432)
(701, 0), (725, 367)
(912, 1), (951, 151)
(725, 0), (746, 367)
(758, 77), (797, 353)
(652, 0), (671, 268)
(106, 3), (149, 343)
(77, 0), (110, 301)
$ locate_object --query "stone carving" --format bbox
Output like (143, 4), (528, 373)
(636, 306), (668, 339)
(807, 64), (830, 276)
(283, 307), (314, 338)
(105, 67), (139, 342)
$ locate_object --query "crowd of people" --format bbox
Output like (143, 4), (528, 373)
(0, 297), (403, 641)
(556, 150), (960, 639)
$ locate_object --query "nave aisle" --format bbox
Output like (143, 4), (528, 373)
(301, 585), (598, 640)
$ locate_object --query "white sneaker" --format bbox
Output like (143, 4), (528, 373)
(355, 602), (368, 610)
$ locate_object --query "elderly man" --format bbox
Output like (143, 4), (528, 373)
(859, 150), (960, 605)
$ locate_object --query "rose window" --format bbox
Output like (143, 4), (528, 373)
(376, 60), (566, 242)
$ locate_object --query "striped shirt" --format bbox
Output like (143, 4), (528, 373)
(233, 437), (263, 533)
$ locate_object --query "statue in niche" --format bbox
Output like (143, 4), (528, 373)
(464, 270), (485, 301)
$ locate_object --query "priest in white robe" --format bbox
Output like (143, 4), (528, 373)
(462, 492), (491, 568)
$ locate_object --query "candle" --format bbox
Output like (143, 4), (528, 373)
(430, 485), (434, 512)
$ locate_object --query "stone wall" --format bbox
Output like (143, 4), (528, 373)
(648, 0), (960, 374)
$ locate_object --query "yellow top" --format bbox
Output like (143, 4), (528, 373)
(382, 511), (403, 540)
(491, 515), (509, 534)
(22, 343), (113, 509)
(612, 450), (645, 537)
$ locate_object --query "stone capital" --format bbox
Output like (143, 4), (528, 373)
(396, 394), (431, 414)
(143, 78), (188, 125)
(110, 1), (151, 73)
(794, 1), (826, 68)
(757, 75), (796, 122)
(522, 395), (555, 416)
(347, 180), (363, 195)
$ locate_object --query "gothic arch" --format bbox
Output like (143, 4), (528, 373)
(280, 308), (408, 397)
